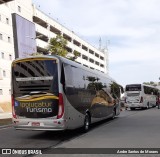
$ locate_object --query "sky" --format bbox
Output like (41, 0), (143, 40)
(32, 0), (160, 87)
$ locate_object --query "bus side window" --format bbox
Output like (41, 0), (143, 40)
(61, 64), (66, 93)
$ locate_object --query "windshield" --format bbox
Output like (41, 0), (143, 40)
(125, 84), (141, 91)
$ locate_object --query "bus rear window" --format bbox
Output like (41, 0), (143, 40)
(12, 59), (59, 118)
(125, 84), (141, 91)
(12, 59), (58, 96)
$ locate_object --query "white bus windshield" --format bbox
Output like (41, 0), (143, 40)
(125, 84), (141, 91)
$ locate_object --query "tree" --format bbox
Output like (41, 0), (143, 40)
(68, 50), (81, 61)
(143, 82), (150, 85)
(143, 81), (157, 86)
(48, 35), (68, 57)
(31, 52), (43, 56)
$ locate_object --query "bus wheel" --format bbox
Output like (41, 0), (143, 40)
(112, 109), (116, 119)
(83, 113), (90, 133)
(130, 107), (135, 110)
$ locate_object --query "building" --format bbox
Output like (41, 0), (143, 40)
(0, 0), (32, 103)
(0, 0), (13, 5)
(0, 0), (108, 103)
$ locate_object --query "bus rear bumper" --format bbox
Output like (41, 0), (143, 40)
(12, 118), (67, 131)
(125, 103), (144, 108)
(14, 126), (66, 131)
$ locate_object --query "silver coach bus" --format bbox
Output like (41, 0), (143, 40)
(11, 55), (121, 132)
(125, 84), (158, 110)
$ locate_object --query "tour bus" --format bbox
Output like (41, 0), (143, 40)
(125, 84), (158, 110)
(11, 55), (122, 132)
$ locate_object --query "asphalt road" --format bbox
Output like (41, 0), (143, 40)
(1, 107), (160, 157)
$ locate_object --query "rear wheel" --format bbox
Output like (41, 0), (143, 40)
(83, 113), (91, 133)
(112, 109), (116, 119)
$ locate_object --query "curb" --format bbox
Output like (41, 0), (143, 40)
(0, 123), (13, 129)
(0, 116), (12, 129)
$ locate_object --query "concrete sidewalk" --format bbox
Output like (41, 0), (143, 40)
(0, 112), (12, 119)
(0, 112), (12, 127)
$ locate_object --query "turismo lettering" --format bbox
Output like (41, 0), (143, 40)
(26, 107), (52, 113)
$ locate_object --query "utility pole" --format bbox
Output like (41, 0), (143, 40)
(99, 37), (101, 50)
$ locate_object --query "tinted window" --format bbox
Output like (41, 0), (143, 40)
(12, 60), (58, 97)
(125, 84), (141, 91)
(12, 59), (59, 118)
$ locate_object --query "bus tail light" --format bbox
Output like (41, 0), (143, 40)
(140, 96), (143, 103)
(11, 95), (17, 119)
(57, 93), (64, 119)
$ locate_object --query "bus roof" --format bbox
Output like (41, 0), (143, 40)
(125, 83), (159, 89)
(12, 55), (115, 82)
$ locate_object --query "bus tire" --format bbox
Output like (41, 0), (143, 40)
(83, 113), (91, 133)
(112, 109), (116, 119)
(147, 102), (150, 109)
(130, 107), (135, 110)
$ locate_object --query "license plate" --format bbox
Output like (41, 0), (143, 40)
(32, 122), (40, 126)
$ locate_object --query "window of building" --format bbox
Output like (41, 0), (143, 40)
(95, 61), (99, 66)
(89, 58), (94, 63)
(18, 6), (21, 12)
(73, 40), (81, 47)
(8, 37), (11, 43)
(82, 55), (88, 60)
(100, 64), (104, 68)
(9, 54), (12, 60)
(3, 70), (6, 77)
(83, 64), (88, 67)
(6, 18), (9, 24)
(0, 33), (2, 40)
(1, 52), (4, 59)
(100, 56), (104, 60)
(82, 45), (88, 51)
(95, 53), (99, 58)
(0, 89), (2, 95)
(89, 49), (94, 55)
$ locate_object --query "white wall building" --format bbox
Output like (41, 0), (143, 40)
(0, 0), (108, 103)
(32, 6), (107, 73)
(0, 0), (32, 102)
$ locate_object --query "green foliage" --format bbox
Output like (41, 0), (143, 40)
(143, 82), (150, 85)
(86, 76), (104, 91)
(110, 82), (121, 98)
(48, 35), (68, 57)
(143, 81), (157, 86)
(68, 50), (81, 61)
(30, 52), (43, 56)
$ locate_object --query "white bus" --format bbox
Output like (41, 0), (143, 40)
(11, 55), (122, 132)
(125, 84), (158, 110)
